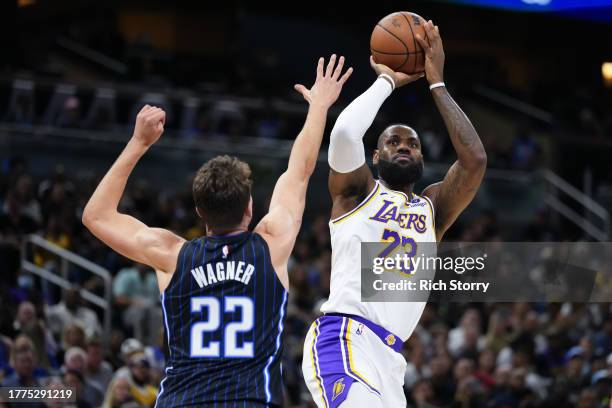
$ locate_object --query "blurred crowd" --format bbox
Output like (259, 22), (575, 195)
(2, 76), (550, 176)
(0, 154), (611, 408)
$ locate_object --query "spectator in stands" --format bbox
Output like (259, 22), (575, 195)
(448, 308), (481, 357)
(552, 346), (590, 405)
(489, 366), (538, 407)
(106, 330), (127, 370)
(101, 376), (143, 408)
(113, 352), (158, 407)
(13, 301), (52, 369)
(46, 287), (101, 339)
(474, 348), (497, 391)
(2, 336), (42, 387)
(454, 375), (486, 406)
(407, 378), (436, 408)
(63, 347), (104, 407)
(63, 369), (93, 408)
(34, 214), (71, 269)
(61, 323), (87, 352)
(484, 309), (514, 355)
(0, 190), (38, 239)
(575, 387), (599, 408)
(38, 169), (76, 229)
(590, 369), (611, 407)
(114, 338), (143, 378)
(85, 337), (114, 393)
(44, 376), (69, 408)
(112, 263), (160, 342)
(11, 175), (42, 225)
(428, 353), (455, 406)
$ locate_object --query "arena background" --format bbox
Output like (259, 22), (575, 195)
(0, 0), (611, 406)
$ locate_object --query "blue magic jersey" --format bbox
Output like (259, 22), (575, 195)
(155, 231), (287, 408)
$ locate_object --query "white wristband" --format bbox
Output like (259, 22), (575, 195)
(378, 74), (395, 91)
(429, 82), (445, 91)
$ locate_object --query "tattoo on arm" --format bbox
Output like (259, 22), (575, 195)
(424, 88), (487, 239)
(432, 88), (480, 149)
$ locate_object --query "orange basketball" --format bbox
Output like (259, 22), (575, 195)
(370, 11), (428, 75)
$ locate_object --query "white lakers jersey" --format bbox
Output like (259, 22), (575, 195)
(320, 180), (437, 341)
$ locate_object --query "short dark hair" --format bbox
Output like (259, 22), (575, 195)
(377, 123), (418, 148)
(63, 368), (84, 384)
(193, 155), (252, 228)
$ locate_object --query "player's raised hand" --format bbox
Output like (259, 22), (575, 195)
(294, 54), (353, 109)
(415, 20), (445, 85)
(133, 105), (166, 147)
(369, 56), (424, 88)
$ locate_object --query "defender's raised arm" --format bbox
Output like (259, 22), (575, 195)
(82, 106), (185, 282)
(255, 55), (352, 288)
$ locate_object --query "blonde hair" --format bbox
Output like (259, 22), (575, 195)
(101, 376), (132, 408)
(10, 335), (36, 366)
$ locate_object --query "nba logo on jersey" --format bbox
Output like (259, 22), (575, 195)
(356, 323), (364, 335)
(332, 378), (346, 401)
(222, 244), (229, 258)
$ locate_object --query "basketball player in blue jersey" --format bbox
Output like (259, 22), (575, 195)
(82, 55), (352, 407)
(302, 21), (487, 407)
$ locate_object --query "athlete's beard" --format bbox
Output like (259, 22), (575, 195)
(376, 157), (424, 188)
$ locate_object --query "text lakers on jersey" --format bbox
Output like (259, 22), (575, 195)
(369, 198), (429, 233)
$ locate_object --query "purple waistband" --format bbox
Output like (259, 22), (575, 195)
(324, 313), (404, 353)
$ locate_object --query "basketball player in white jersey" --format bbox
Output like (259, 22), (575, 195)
(302, 21), (487, 407)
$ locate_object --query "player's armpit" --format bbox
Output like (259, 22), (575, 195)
(422, 159), (485, 241)
(254, 172), (305, 290)
(254, 206), (295, 291)
(135, 227), (185, 273)
(83, 212), (185, 274)
(329, 165), (376, 220)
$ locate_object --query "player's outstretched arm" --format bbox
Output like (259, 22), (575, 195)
(416, 21), (487, 241)
(255, 55), (352, 289)
(82, 106), (185, 276)
(328, 56), (422, 219)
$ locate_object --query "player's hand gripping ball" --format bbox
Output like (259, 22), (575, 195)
(370, 11), (428, 75)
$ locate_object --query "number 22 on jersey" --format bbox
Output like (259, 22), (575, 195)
(190, 296), (254, 358)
